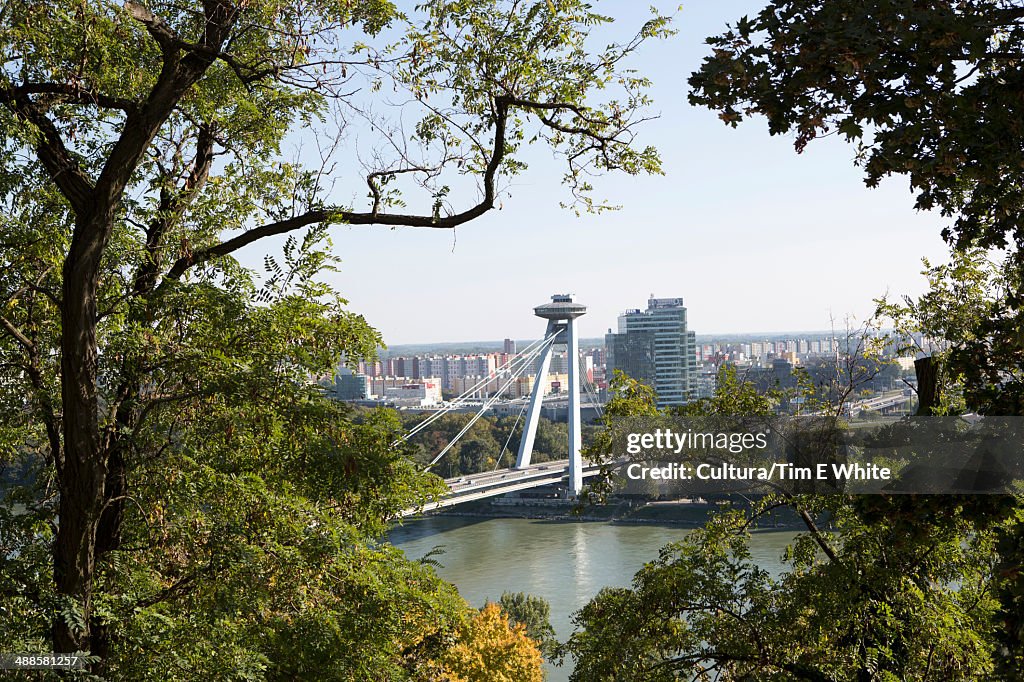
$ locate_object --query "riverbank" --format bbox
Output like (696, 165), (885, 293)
(415, 496), (810, 528)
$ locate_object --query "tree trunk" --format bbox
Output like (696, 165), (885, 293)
(54, 216), (110, 653)
(914, 356), (939, 416)
(91, 425), (130, 668)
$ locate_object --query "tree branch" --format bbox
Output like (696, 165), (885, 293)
(0, 91), (95, 214)
(658, 650), (831, 682)
(0, 289), (63, 478)
(96, 1), (237, 213)
(133, 570), (202, 611)
(0, 315), (34, 351)
(124, 1), (178, 52)
(132, 124), (216, 296)
(161, 96), (512, 282)
(796, 505), (839, 562)
(13, 83), (140, 114)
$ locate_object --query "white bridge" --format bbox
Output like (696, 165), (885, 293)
(400, 458), (605, 517)
(398, 294), (596, 517)
(846, 390), (912, 416)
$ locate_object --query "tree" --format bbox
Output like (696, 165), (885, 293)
(690, 8), (1024, 673)
(877, 249), (1024, 415)
(675, 364), (780, 418)
(565, 497), (1009, 681)
(577, 370), (659, 505)
(432, 602), (545, 682)
(689, 0), (1024, 253)
(0, 0), (672, 668)
(497, 591), (558, 660)
(876, 249), (1024, 675)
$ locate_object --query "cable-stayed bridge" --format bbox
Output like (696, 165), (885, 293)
(846, 390), (912, 416)
(397, 294), (600, 517)
(399, 459), (605, 517)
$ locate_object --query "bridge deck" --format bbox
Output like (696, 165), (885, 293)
(400, 459), (603, 517)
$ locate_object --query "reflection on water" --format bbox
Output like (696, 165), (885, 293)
(390, 517), (797, 682)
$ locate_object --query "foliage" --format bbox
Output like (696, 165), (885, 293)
(689, 0), (1024, 252)
(0, 0), (670, 671)
(565, 496), (1011, 681)
(497, 591), (558, 660)
(676, 364), (780, 417)
(577, 370), (659, 505)
(100, 477), (468, 682)
(875, 248), (1024, 675)
(432, 602), (544, 682)
(602, 369), (660, 419)
(0, 235), (468, 678)
(877, 248), (1024, 415)
(691, 15), (1024, 670)
(567, 330), (1024, 680)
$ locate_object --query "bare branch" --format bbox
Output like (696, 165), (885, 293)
(161, 96), (513, 282)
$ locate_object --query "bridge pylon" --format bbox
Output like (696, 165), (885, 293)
(515, 294), (586, 497)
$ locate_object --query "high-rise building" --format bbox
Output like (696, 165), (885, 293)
(605, 296), (696, 407)
(332, 367), (371, 400)
(503, 338), (517, 354)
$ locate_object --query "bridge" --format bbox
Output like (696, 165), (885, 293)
(400, 458), (605, 517)
(846, 390), (912, 416)
(397, 294), (597, 517)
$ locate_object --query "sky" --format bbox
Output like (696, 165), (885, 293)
(236, 1), (954, 345)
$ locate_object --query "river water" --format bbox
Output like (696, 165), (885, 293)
(389, 517), (797, 681)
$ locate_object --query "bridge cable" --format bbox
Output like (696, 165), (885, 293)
(396, 343), (532, 443)
(492, 394), (531, 472)
(423, 336), (554, 469)
(578, 355), (604, 418)
(397, 333), (558, 445)
(424, 335), (556, 470)
(399, 333), (555, 445)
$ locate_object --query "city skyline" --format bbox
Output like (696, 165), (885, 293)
(377, 319), (902, 354)
(380, 325), (866, 352)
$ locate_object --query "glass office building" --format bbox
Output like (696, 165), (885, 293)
(605, 297), (696, 407)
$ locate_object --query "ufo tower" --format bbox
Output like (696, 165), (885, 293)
(515, 294), (587, 496)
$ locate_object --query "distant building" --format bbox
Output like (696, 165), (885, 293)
(606, 296), (696, 407)
(382, 380), (442, 407)
(366, 375), (441, 398)
(549, 350), (568, 375)
(333, 368), (371, 400)
(448, 372), (569, 400)
(357, 359), (383, 377)
(418, 356), (447, 385)
(694, 365), (718, 399)
(503, 338), (517, 354)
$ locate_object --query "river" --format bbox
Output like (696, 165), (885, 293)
(389, 517), (797, 681)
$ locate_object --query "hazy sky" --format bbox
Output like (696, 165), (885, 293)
(238, 1), (953, 345)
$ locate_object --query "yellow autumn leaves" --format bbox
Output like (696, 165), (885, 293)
(432, 603), (545, 682)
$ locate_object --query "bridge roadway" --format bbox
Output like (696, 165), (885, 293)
(400, 459), (604, 517)
(846, 391), (912, 416)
